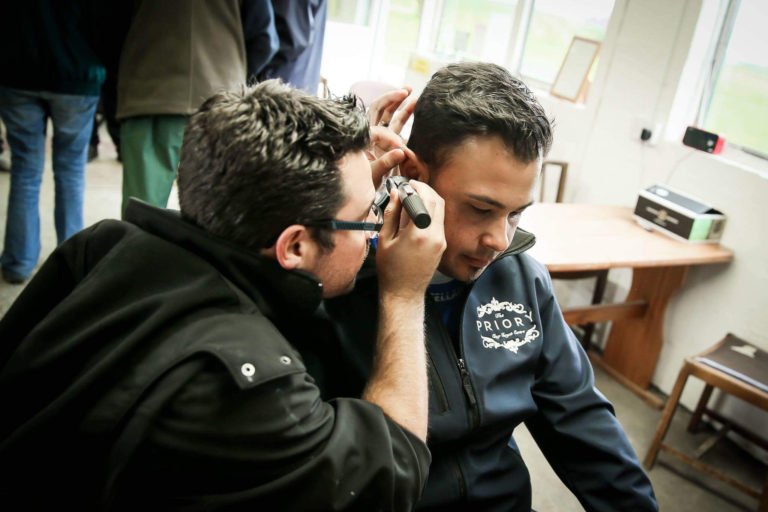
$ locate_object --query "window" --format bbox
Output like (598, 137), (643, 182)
(325, 0), (421, 91)
(434, 0), (518, 63)
(381, 0), (423, 75)
(519, 0), (615, 86)
(328, 0), (373, 25)
(700, 0), (768, 156)
(321, 0), (618, 100)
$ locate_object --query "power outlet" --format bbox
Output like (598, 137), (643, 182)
(638, 123), (662, 146)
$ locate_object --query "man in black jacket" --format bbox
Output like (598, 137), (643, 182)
(326, 62), (659, 511)
(0, 81), (445, 509)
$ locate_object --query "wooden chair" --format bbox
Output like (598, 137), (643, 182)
(644, 333), (768, 511)
(539, 160), (569, 203)
(541, 160), (609, 350)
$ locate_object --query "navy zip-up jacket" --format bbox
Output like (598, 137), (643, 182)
(325, 229), (658, 511)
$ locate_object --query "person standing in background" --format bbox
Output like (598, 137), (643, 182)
(260, 0), (328, 94)
(0, 0), (104, 284)
(117, 0), (278, 214)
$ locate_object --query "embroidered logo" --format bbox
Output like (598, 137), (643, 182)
(475, 297), (540, 353)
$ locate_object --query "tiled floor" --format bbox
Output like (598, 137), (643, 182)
(0, 132), (764, 511)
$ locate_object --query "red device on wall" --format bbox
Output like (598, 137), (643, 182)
(682, 126), (725, 154)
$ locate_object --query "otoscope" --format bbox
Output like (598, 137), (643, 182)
(373, 176), (432, 229)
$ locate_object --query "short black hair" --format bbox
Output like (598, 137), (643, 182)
(408, 62), (553, 169)
(177, 81), (370, 250)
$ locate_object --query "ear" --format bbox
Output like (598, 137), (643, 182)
(399, 148), (430, 182)
(269, 225), (318, 271)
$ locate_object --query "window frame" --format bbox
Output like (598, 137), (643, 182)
(695, 0), (768, 159)
(402, 0), (616, 92)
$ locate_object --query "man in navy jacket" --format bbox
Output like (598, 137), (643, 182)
(325, 62), (659, 511)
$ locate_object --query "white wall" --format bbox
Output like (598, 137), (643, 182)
(540, 0), (768, 455)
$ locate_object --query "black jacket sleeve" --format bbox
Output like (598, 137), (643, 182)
(122, 360), (430, 510)
(526, 273), (658, 512)
(0, 222), (122, 368)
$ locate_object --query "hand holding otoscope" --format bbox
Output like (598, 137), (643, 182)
(374, 175), (432, 229)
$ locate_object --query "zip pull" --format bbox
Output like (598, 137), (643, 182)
(457, 358), (477, 408)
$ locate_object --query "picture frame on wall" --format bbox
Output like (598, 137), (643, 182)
(550, 36), (601, 103)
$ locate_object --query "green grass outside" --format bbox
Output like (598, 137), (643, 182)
(521, 13), (605, 84)
(382, 0), (422, 68)
(705, 64), (768, 154)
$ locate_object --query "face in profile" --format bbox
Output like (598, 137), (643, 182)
(428, 136), (539, 283)
(311, 151), (378, 298)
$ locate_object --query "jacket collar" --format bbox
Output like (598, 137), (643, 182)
(500, 227), (536, 257)
(123, 199), (324, 315)
(355, 228), (536, 283)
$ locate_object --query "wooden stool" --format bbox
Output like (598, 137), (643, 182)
(644, 333), (768, 511)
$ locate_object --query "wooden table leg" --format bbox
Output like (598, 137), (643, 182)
(602, 266), (688, 392)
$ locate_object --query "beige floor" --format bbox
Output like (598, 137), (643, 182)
(0, 132), (764, 511)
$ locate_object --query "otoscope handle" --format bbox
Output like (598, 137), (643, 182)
(401, 193), (431, 229)
(394, 180), (432, 229)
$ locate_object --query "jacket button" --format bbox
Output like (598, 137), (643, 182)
(279, 356), (292, 365)
(241, 363), (256, 377)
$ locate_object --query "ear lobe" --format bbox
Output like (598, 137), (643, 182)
(273, 225), (315, 270)
(399, 149), (430, 182)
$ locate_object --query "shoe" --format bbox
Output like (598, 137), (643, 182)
(2, 270), (27, 285)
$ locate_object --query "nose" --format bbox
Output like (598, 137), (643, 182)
(480, 217), (512, 252)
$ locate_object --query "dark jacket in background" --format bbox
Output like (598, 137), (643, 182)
(242, 0), (280, 81)
(260, 0), (328, 93)
(116, 0), (248, 119)
(0, 0), (105, 95)
(0, 200), (430, 510)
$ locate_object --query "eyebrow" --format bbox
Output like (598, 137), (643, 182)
(466, 193), (534, 213)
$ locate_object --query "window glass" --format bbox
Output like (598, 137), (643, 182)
(328, 0), (373, 25)
(434, 0), (518, 63)
(382, 0), (423, 73)
(703, 0), (768, 155)
(520, 0), (614, 85)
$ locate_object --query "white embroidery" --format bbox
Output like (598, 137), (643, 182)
(475, 298), (540, 354)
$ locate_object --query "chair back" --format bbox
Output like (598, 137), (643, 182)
(539, 160), (569, 203)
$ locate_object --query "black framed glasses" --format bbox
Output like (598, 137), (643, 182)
(305, 203), (384, 239)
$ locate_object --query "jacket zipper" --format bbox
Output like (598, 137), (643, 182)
(451, 458), (468, 500)
(425, 289), (481, 500)
(456, 290), (480, 430)
(457, 357), (479, 428)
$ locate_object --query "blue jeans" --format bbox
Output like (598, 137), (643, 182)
(0, 87), (98, 279)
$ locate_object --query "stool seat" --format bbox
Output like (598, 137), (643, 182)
(696, 335), (768, 396)
(644, 333), (768, 511)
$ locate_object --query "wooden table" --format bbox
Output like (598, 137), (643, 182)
(520, 203), (733, 407)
